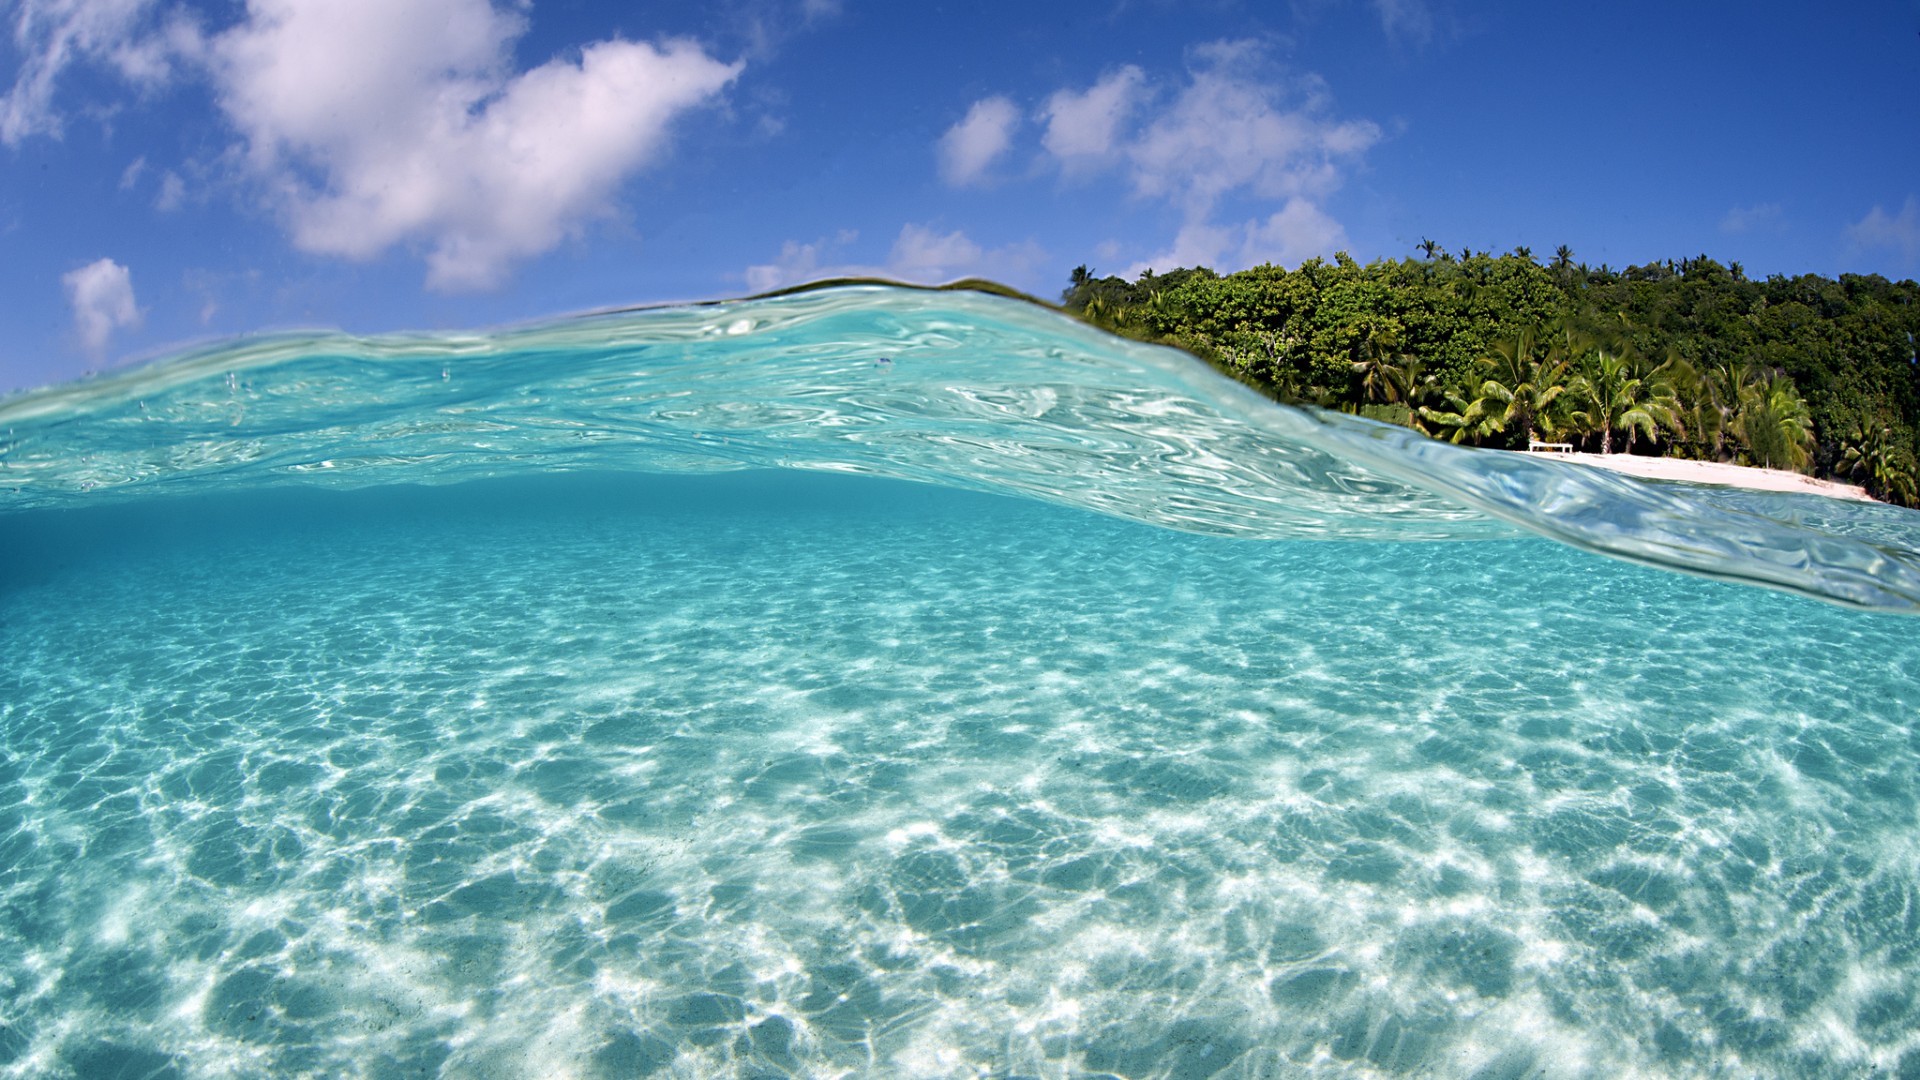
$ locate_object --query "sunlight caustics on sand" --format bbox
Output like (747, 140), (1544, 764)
(4, 286), (1920, 1078)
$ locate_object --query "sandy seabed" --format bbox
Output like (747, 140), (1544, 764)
(8, 473), (1920, 1078)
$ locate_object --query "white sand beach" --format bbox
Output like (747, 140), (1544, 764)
(1537, 451), (1874, 501)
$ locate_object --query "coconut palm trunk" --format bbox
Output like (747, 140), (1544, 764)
(1570, 348), (1670, 455)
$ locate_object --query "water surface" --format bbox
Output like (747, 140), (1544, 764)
(3, 286), (1919, 1078)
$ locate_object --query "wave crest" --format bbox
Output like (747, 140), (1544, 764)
(4, 284), (1919, 610)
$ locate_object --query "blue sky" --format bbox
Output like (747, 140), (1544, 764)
(3, 0), (1918, 393)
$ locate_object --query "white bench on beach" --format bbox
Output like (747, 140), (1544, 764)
(1527, 440), (1573, 453)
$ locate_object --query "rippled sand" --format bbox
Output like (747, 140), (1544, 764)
(4, 471), (1918, 1078)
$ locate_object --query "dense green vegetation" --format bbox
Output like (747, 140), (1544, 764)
(1061, 248), (1920, 504)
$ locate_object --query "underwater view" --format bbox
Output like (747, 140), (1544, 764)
(5, 285), (1920, 1079)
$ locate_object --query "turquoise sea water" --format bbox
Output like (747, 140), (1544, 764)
(4, 286), (1920, 1078)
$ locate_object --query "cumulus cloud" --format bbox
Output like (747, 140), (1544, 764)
(938, 96), (1020, 187)
(887, 223), (1045, 282)
(1, 0), (201, 145)
(743, 229), (859, 293)
(1847, 197), (1920, 264)
(210, 0), (741, 291)
(1124, 42), (1380, 219)
(1041, 66), (1144, 173)
(1720, 202), (1784, 234)
(62, 257), (140, 355)
(988, 40), (1377, 274)
(744, 225), (1046, 292)
(1123, 222), (1236, 280)
(1245, 198), (1349, 264)
(1125, 199), (1348, 278)
(4, 0), (742, 289)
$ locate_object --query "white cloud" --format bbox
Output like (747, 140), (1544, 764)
(1245, 198), (1348, 264)
(1, 0), (201, 145)
(1124, 42), (1380, 219)
(1041, 66), (1144, 173)
(1125, 198), (1347, 278)
(744, 235), (847, 293)
(154, 168), (185, 211)
(1721, 202), (1783, 234)
(887, 224), (986, 280)
(1847, 197), (1920, 264)
(1123, 222), (1235, 280)
(744, 224), (1046, 292)
(118, 151), (187, 209)
(1024, 41), (1377, 274)
(62, 257), (140, 355)
(1371, 0), (1435, 46)
(887, 223), (1044, 283)
(210, 0), (741, 290)
(4, 0), (740, 288)
(938, 95), (1020, 187)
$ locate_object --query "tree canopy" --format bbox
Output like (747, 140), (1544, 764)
(1061, 248), (1920, 504)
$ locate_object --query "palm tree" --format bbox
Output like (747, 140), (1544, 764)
(1731, 369), (1815, 472)
(1417, 384), (1503, 445)
(1471, 326), (1574, 445)
(1140, 289), (1185, 334)
(1552, 245), (1574, 271)
(1351, 351), (1402, 405)
(1081, 294), (1114, 327)
(1838, 423), (1916, 503)
(1685, 356), (1764, 461)
(1395, 356), (1450, 413)
(1417, 238), (1441, 261)
(1348, 319), (1410, 404)
(1567, 347), (1674, 454)
(1652, 355), (1723, 460)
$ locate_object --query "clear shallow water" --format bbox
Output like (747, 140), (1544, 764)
(4, 286), (1920, 1078)
(5, 285), (1920, 609)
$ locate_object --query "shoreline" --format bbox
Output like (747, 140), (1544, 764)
(1527, 450), (1874, 501)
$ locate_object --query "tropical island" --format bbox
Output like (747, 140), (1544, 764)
(1060, 247), (1920, 506)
